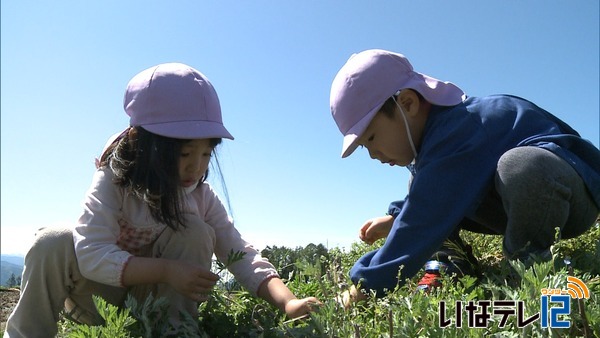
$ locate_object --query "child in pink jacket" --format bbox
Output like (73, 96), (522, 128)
(5, 63), (318, 337)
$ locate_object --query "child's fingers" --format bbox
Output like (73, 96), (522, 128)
(359, 220), (373, 233)
(359, 220), (374, 242)
(197, 276), (219, 286)
(361, 228), (376, 244)
(196, 268), (220, 281)
(305, 297), (322, 307)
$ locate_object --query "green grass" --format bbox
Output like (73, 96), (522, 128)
(57, 223), (599, 337)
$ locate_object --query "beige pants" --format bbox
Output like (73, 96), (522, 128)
(4, 218), (215, 338)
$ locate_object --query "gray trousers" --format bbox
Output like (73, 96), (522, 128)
(4, 220), (216, 338)
(462, 146), (598, 260)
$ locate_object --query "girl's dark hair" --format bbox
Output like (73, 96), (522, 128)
(98, 127), (222, 230)
(379, 90), (425, 118)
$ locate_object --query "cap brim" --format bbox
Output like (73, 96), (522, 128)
(340, 104), (381, 158)
(341, 134), (359, 158)
(140, 120), (234, 140)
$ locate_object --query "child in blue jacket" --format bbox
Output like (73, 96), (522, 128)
(329, 49), (600, 303)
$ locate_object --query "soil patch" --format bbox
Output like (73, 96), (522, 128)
(0, 288), (20, 332)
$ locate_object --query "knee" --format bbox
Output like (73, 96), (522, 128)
(496, 147), (569, 193)
(155, 221), (215, 265)
(28, 226), (75, 260)
(178, 223), (216, 250)
(497, 147), (541, 185)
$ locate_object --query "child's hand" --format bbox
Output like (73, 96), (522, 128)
(165, 260), (220, 302)
(359, 215), (394, 244)
(284, 297), (321, 319)
(336, 285), (368, 309)
(258, 277), (321, 319)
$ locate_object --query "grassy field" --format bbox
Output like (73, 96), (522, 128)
(58, 222), (599, 337)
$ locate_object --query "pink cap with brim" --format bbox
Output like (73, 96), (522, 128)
(330, 49), (465, 158)
(124, 63), (233, 140)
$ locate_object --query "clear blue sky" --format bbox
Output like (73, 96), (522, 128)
(2, 1), (598, 255)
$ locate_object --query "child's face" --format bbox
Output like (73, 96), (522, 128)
(178, 139), (213, 187)
(357, 110), (416, 167)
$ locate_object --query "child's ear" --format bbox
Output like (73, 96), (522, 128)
(398, 89), (421, 117)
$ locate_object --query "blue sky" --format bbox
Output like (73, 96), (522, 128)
(2, 1), (598, 255)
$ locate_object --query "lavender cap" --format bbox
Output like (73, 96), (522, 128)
(330, 49), (465, 158)
(124, 63), (233, 140)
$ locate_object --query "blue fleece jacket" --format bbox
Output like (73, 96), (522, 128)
(349, 95), (600, 295)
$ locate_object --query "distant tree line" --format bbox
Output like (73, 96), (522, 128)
(4, 273), (21, 287)
(260, 243), (330, 281)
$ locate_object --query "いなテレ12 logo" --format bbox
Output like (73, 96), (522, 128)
(540, 276), (590, 328)
(438, 276), (591, 329)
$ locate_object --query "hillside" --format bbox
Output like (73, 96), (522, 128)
(0, 256), (23, 267)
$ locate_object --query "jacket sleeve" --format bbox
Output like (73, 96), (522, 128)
(198, 184), (279, 296)
(387, 200), (406, 218)
(73, 167), (133, 287)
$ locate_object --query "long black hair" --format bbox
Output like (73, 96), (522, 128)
(99, 127), (222, 230)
